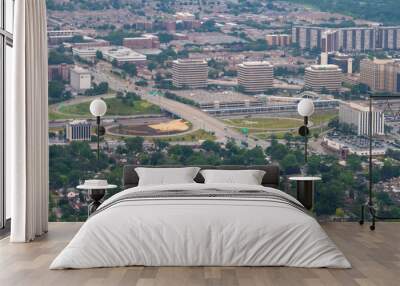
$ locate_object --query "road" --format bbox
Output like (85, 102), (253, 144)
(91, 67), (266, 148)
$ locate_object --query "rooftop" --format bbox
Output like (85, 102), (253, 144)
(100, 46), (146, 61)
(238, 61), (273, 67)
(308, 64), (341, 71)
(70, 66), (90, 75)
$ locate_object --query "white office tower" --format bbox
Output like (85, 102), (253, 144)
(304, 64), (343, 92)
(172, 59), (208, 88)
(320, 53), (328, 65)
(339, 102), (385, 136)
(237, 61), (274, 93)
(66, 120), (92, 141)
(70, 67), (91, 91)
(347, 58), (353, 74)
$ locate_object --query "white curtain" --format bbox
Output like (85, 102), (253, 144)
(8, 0), (49, 242)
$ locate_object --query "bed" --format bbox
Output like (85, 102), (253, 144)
(50, 165), (351, 269)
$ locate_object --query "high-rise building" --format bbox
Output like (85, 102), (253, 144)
(70, 67), (91, 91)
(304, 64), (343, 92)
(266, 34), (292, 47)
(237, 61), (274, 93)
(339, 102), (385, 136)
(172, 59), (208, 88)
(292, 26), (325, 50)
(360, 58), (400, 93)
(328, 53), (353, 74)
(321, 30), (339, 53)
(292, 26), (400, 52)
(66, 120), (92, 141)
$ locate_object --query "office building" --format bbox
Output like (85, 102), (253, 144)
(328, 53), (353, 74)
(48, 63), (72, 81)
(237, 61), (274, 93)
(123, 35), (160, 50)
(70, 67), (91, 91)
(360, 58), (400, 93)
(172, 59), (208, 88)
(320, 53), (328, 65)
(266, 34), (292, 47)
(339, 102), (385, 136)
(72, 39), (110, 49)
(101, 46), (147, 66)
(66, 120), (92, 141)
(72, 47), (98, 62)
(304, 65), (343, 92)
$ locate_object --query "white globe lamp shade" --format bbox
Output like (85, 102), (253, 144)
(90, 99), (107, 117)
(297, 98), (315, 117)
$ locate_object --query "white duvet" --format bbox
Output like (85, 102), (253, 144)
(50, 183), (351, 269)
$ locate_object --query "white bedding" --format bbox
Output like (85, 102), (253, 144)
(50, 183), (351, 269)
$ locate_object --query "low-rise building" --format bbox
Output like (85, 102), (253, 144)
(66, 120), (92, 141)
(322, 134), (386, 156)
(70, 67), (91, 91)
(101, 46), (147, 66)
(72, 47), (97, 62)
(123, 35), (160, 50)
(48, 63), (72, 81)
(304, 64), (342, 92)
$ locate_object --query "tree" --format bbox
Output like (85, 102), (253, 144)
(121, 63), (137, 77)
(346, 154), (362, 172)
(201, 140), (220, 153)
(148, 62), (157, 71)
(280, 153), (300, 174)
(48, 81), (65, 99)
(284, 132), (293, 144)
(125, 137), (144, 154)
(96, 50), (103, 60)
(154, 139), (169, 151)
(48, 50), (73, 65)
(158, 33), (174, 43)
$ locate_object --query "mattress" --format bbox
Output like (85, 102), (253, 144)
(50, 183), (351, 269)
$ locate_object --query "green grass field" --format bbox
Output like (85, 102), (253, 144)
(51, 97), (161, 120)
(226, 112), (337, 140)
(311, 112), (338, 126)
(161, 129), (216, 142)
(224, 117), (302, 131)
(224, 112), (337, 133)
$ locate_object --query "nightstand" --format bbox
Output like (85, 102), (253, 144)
(77, 180), (117, 215)
(289, 176), (321, 211)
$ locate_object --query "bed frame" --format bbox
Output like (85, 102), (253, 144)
(122, 165), (280, 189)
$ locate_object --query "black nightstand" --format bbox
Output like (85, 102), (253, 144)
(289, 176), (321, 211)
(77, 180), (117, 216)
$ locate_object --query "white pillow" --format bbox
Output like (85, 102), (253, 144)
(136, 167), (200, 186)
(200, 169), (266, 185)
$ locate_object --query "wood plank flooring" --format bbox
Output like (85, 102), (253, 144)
(0, 222), (399, 286)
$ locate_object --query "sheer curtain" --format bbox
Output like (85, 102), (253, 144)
(7, 0), (49, 242)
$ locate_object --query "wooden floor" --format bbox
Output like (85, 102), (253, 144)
(0, 222), (399, 286)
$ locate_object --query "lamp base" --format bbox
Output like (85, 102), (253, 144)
(359, 203), (400, 231)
